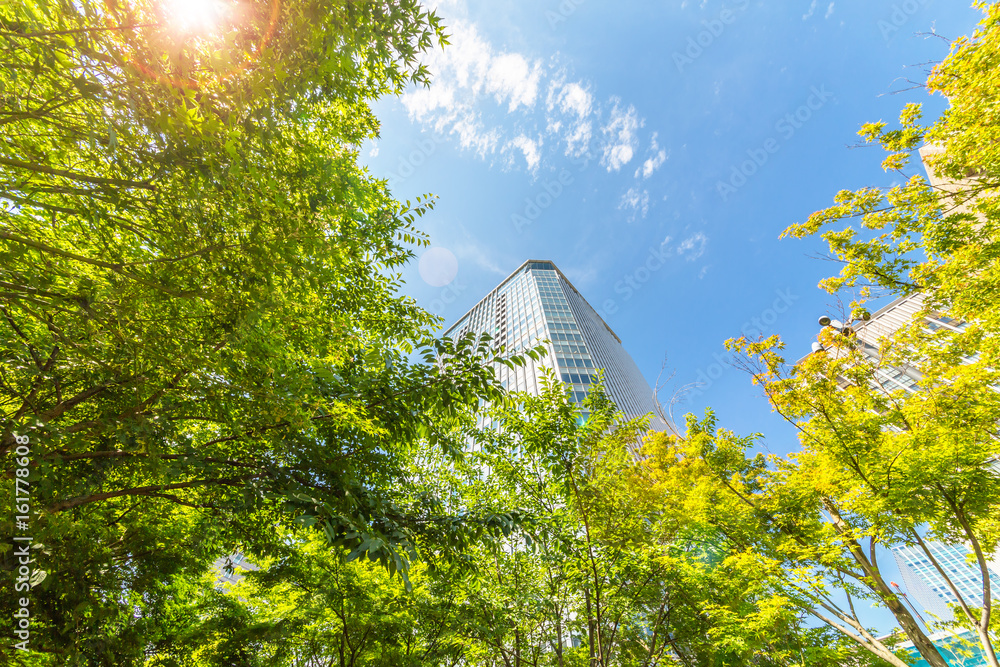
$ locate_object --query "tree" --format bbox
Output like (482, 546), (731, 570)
(431, 375), (681, 667)
(0, 0), (532, 660)
(653, 5), (1000, 666)
(776, 3), (1000, 664)
(722, 322), (999, 665)
(437, 375), (868, 666)
(146, 533), (464, 667)
(643, 407), (949, 667)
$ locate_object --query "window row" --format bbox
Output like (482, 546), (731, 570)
(559, 357), (594, 369)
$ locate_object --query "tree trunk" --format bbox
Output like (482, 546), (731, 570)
(949, 499), (1000, 667)
(585, 588), (598, 667)
(554, 607), (565, 667)
(823, 499), (949, 667)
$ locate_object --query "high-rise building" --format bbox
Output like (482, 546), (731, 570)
(807, 147), (999, 660)
(808, 289), (999, 631)
(444, 260), (669, 432)
(893, 542), (1000, 623)
(894, 629), (988, 667)
(213, 552), (259, 588)
(214, 261), (668, 592)
(812, 296), (999, 625)
(811, 291), (967, 394)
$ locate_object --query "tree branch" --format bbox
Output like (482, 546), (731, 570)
(48, 474), (261, 512)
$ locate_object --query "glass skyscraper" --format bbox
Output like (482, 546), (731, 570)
(808, 294), (1000, 636)
(893, 541), (1000, 623)
(445, 260), (669, 432)
(898, 629), (988, 667)
(834, 295), (999, 625)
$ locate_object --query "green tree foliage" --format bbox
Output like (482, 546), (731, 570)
(778, 3), (1000, 664)
(448, 376), (677, 667)
(655, 5), (1000, 666)
(644, 408), (938, 667)
(638, 415), (899, 667)
(0, 0), (536, 661)
(432, 376), (869, 666)
(135, 378), (888, 667)
(145, 535), (464, 667)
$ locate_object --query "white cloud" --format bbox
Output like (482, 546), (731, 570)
(486, 53), (542, 111)
(507, 135), (542, 172)
(655, 233), (707, 261)
(676, 232), (708, 261)
(447, 23), (492, 94)
(698, 265), (710, 279)
(824, 2), (835, 19)
(802, 0), (817, 19)
(635, 133), (668, 179)
(563, 120), (592, 157)
(545, 79), (595, 157)
(450, 113), (500, 156)
(396, 14), (655, 175)
(454, 242), (504, 275)
(619, 186), (650, 219)
(551, 81), (592, 118)
(369, 145), (379, 158)
(637, 151), (667, 178)
(399, 18), (541, 160)
(601, 100), (641, 172)
(402, 84), (458, 122)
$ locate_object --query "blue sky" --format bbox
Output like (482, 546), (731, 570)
(363, 0), (985, 634)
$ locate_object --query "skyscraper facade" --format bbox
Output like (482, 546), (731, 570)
(814, 296), (998, 624)
(810, 289), (999, 628)
(844, 291), (972, 395)
(893, 542), (1000, 623)
(445, 260), (669, 431)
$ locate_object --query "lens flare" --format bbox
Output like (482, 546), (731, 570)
(163, 0), (228, 33)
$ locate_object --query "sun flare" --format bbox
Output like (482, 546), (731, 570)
(162, 0), (229, 34)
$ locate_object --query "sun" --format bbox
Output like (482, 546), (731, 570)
(162, 0), (229, 34)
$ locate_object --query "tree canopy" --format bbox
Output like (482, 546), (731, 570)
(4, 0), (1000, 665)
(675, 5), (1000, 666)
(0, 0), (536, 661)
